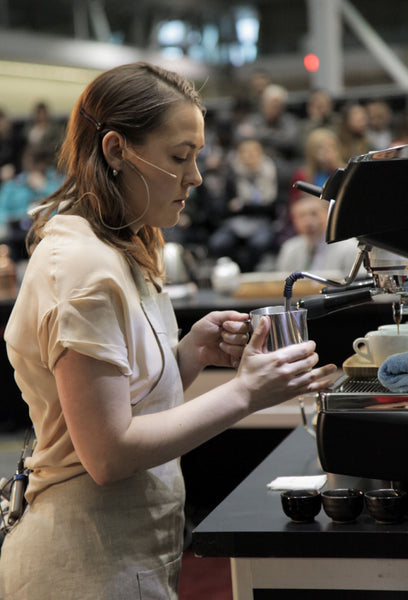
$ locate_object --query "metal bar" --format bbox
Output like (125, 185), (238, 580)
(341, 0), (408, 90)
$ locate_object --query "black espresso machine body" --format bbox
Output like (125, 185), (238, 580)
(317, 376), (408, 483)
(294, 144), (408, 483)
(323, 144), (408, 258)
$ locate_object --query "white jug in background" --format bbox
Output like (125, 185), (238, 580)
(211, 257), (240, 295)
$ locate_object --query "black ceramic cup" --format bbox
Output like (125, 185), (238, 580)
(321, 488), (364, 523)
(364, 489), (408, 524)
(280, 489), (322, 523)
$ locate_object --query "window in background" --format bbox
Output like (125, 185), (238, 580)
(156, 5), (259, 67)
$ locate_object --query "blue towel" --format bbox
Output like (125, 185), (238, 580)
(378, 352), (408, 392)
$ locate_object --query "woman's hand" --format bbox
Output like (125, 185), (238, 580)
(235, 316), (337, 413)
(177, 310), (250, 390)
(55, 316), (336, 484)
(187, 310), (250, 368)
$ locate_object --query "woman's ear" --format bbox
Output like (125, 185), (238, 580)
(102, 131), (124, 172)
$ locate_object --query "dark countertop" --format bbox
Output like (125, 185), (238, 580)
(192, 425), (408, 560)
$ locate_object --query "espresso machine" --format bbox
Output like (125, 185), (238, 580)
(288, 144), (408, 483)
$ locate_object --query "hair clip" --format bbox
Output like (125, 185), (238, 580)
(79, 107), (103, 131)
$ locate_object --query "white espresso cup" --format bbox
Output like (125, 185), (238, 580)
(378, 323), (408, 333)
(353, 330), (408, 366)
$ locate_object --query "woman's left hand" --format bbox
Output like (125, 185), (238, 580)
(188, 310), (250, 369)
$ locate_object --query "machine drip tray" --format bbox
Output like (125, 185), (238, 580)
(337, 377), (391, 394)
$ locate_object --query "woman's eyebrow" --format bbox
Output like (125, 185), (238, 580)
(175, 141), (204, 150)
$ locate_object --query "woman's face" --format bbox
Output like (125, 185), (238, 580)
(237, 140), (264, 171)
(313, 136), (340, 169)
(121, 102), (204, 230)
(347, 106), (368, 134)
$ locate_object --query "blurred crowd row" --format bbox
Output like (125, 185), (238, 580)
(1, 74), (408, 280)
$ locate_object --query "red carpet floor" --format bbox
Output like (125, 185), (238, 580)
(179, 548), (233, 600)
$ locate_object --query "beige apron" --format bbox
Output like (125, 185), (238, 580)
(0, 262), (186, 600)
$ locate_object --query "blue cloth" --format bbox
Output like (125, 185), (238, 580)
(378, 352), (408, 392)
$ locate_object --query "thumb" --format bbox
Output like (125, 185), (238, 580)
(248, 316), (270, 354)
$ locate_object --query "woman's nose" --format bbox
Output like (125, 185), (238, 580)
(185, 163), (202, 188)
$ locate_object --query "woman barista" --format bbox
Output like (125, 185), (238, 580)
(0, 62), (336, 599)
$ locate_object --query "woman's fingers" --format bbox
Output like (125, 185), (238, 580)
(245, 316), (271, 353)
(289, 363), (337, 393)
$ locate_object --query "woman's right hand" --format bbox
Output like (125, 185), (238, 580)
(235, 316), (337, 413)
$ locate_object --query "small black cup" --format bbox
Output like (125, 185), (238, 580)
(281, 489), (322, 523)
(365, 489), (408, 524)
(322, 488), (364, 523)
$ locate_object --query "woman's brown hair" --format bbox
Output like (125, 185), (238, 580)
(28, 62), (204, 278)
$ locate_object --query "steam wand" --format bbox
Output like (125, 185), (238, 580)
(283, 243), (370, 312)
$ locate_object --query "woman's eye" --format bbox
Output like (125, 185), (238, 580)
(173, 157), (187, 163)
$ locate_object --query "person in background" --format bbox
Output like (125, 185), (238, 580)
(289, 127), (345, 205)
(275, 194), (360, 275)
(246, 68), (272, 110)
(244, 84), (300, 161)
(208, 137), (279, 272)
(298, 89), (340, 151)
(0, 146), (63, 261)
(0, 109), (21, 183)
(22, 101), (64, 162)
(336, 102), (370, 163)
(366, 100), (394, 151)
(0, 62), (336, 600)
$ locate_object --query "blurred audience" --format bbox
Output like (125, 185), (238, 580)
(366, 100), (394, 150)
(0, 147), (64, 261)
(246, 69), (272, 109)
(208, 138), (279, 272)
(0, 89), (405, 280)
(275, 194), (360, 275)
(22, 101), (64, 162)
(229, 96), (260, 143)
(289, 127), (345, 205)
(0, 110), (21, 184)
(391, 110), (408, 146)
(337, 102), (371, 162)
(299, 89), (340, 150)
(243, 84), (300, 160)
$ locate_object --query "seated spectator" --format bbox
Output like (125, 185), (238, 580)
(246, 69), (272, 109)
(299, 89), (340, 150)
(243, 84), (300, 160)
(0, 147), (64, 260)
(366, 100), (394, 150)
(275, 194), (360, 276)
(0, 109), (20, 183)
(22, 101), (64, 162)
(230, 96), (260, 143)
(389, 110), (408, 146)
(208, 138), (279, 272)
(289, 127), (345, 204)
(337, 102), (370, 163)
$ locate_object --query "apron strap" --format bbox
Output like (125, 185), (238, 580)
(127, 258), (168, 384)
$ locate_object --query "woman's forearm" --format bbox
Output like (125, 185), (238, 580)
(56, 339), (336, 486)
(176, 332), (205, 390)
(116, 377), (249, 480)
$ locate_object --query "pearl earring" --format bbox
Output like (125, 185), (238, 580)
(112, 168), (118, 177)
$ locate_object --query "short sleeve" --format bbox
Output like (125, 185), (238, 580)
(41, 288), (132, 376)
